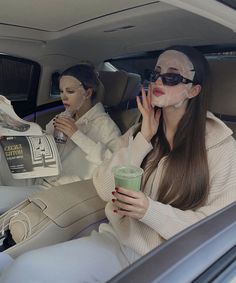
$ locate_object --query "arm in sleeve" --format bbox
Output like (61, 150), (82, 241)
(70, 116), (121, 165)
(93, 131), (153, 202)
(140, 137), (236, 240)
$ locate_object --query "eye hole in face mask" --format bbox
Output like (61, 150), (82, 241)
(149, 70), (194, 86)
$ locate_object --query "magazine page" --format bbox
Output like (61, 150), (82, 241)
(0, 134), (61, 179)
(0, 95), (42, 136)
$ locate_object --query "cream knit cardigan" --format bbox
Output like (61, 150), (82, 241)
(93, 112), (236, 256)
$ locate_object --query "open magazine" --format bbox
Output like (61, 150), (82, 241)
(0, 95), (61, 179)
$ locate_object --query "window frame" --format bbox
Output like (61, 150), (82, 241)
(0, 54), (41, 118)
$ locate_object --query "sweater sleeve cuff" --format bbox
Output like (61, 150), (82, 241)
(140, 197), (169, 233)
(140, 197), (186, 240)
(129, 132), (153, 166)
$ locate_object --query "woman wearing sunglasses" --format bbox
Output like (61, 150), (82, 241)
(1, 46), (236, 283)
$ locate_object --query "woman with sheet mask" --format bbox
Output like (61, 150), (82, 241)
(53, 69), (96, 141)
(150, 49), (197, 108)
(0, 64), (121, 212)
(1, 46), (235, 283)
(40, 63), (121, 188)
(137, 48), (203, 147)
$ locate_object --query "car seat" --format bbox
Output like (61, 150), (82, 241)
(98, 70), (141, 134)
(208, 59), (236, 138)
(0, 179), (106, 258)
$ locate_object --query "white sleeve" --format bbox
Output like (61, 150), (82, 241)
(70, 116), (121, 165)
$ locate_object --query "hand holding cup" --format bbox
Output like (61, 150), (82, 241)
(112, 165), (149, 219)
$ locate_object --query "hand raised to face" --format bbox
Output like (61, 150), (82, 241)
(136, 86), (161, 142)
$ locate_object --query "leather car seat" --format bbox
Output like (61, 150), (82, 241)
(208, 59), (236, 138)
(98, 70), (141, 134)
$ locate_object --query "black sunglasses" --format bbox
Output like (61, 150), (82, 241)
(149, 70), (194, 86)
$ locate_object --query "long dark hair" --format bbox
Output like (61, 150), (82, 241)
(141, 46), (210, 210)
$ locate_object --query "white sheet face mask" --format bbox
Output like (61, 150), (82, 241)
(151, 88), (189, 108)
(151, 50), (195, 108)
(71, 92), (87, 112)
(60, 76), (88, 113)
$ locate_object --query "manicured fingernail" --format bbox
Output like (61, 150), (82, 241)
(113, 210), (117, 213)
(112, 199), (115, 203)
(112, 191), (115, 195)
(115, 187), (119, 192)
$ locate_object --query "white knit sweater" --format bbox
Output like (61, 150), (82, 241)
(40, 102), (121, 188)
(93, 112), (236, 256)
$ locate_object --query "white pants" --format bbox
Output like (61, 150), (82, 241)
(0, 231), (140, 283)
(0, 253), (14, 276)
(0, 185), (44, 213)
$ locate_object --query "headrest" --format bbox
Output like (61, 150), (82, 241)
(123, 72), (141, 104)
(208, 59), (236, 116)
(98, 70), (129, 107)
(98, 70), (141, 110)
(94, 78), (105, 103)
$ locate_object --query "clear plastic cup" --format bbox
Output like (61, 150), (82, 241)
(54, 129), (67, 144)
(112, 165), (144, 192)
(54, 110), (72, 144)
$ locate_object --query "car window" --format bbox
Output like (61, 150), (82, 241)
(0, 55), (40, 102)
(0, 55), (40, 118)
(109, 56), (157, 84)
(50, 72), (60, 98)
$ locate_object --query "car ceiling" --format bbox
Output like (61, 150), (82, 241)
(0, 0), (162, 32)
(0, 0), (235, 64)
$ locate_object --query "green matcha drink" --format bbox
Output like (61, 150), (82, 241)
(112, 165), (144, 191)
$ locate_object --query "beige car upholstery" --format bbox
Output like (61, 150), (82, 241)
(208, 59), (236, 138)
(98, 70), (141, 134)
(1, 179), (105, 258)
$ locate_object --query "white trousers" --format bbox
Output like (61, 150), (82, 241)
(0, 253), (14, 276)
(1, 231), (140, 283)
(0, 185), (44, 213)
